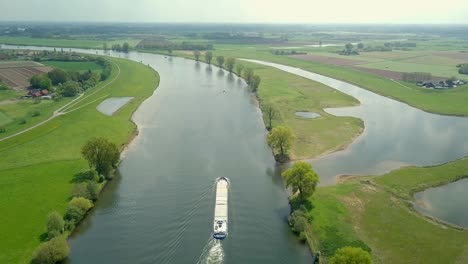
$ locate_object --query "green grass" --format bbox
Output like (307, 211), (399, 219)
(42, 61), (104, 73)
(357, 60), (464, 79)
(179, 44), (468, 116)
(0, 57), (159, 263)
(0, 36), (141, 49)
(243, 61), (363, 159)
(306, 158), (468, 263)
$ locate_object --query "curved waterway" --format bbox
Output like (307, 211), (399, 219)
(1, 45), (312, 263)
(244, 60), (468, 185)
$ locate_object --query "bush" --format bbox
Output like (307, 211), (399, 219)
(18, 118), (26, 125)
(31, 110), (41, 117)
(32, 236), (70, 264)
(64, 197), (93, 223)
(33, 97), (42, 104)
(58, 81), (80, 97)
(0, 126), (5, 133)
(47, 211), (64, 239)
(289, 209), (309, 242)
(71, 182), (100, 201)
(329, 246), (372, 264)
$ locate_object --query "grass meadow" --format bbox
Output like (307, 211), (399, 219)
(0, 56), (158, 263)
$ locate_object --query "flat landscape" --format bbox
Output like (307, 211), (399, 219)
(0, 56), (158, 263)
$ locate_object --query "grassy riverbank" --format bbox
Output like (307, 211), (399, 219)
(0, 57), (159, 263)
(241, 61), (363, 159)
(177, 45), (468, 116)
(306, 158), (468, 263)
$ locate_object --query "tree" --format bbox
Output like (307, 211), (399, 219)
(81, 138), (120, 178)
(112, 44), (122, 52)
(47, 69), (68, 85)
(345, 43), (354, 53)
(216, 56), (225, 67)
(282, 162), (319, 200)
(47, 211), (64, 239)
(357, 43), (364, 49)
(32, 236), (70, 264)
(122, 42), (130, 53)
(329, 247), (372, 264)
(250, 75), (261, 92)
(264, 104), (277, 130)
(193, 50), (201, 61)
(268, 125), (294, 160)
(103, 42), (108, 51)
(225, 57), (235, 73)
(244, 68), (254, 85)
(30, 74), (51, 89)
(235, 63), (244, 76)
(59, 81), (80, 97)
(65, 197), (93, 223)
(289, 209), (308, 241)
(205, 51), (213, 64)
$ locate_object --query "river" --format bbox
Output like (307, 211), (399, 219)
(0, 45), (312, 263)
(244, 60), (468, 185)
(4, 44), (468, 261)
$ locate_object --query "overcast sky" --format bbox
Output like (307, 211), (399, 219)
(1, 0), (468, 24)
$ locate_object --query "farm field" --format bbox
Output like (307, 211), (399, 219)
(307, 158), (468, 263)
(42, 61), (104, 73)
(0, 36), (141, 49)
(0, 61), (51, 89)
(0, 57), (158, 263)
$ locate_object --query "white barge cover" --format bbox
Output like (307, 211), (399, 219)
(214, 179), (228, 221)
(213, 177), (229, 239)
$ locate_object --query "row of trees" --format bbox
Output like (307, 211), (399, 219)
(137, 38), (213, 51)
(32, 138), (120, 263)
(402, 72), (432, 83)
(29, 57), (112, 97)
(194, 51), (262, 92)
(108, 42), (130, 53)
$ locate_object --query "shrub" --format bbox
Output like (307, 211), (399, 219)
(33, 97), (42, 104)
(0, 126), (5, 133)
(64, 197), (93, 223)
(329, 246), (372, 264)
(31, 110), (41, 117)
(289, 209), (309, 242)
(71, 182), (100, 201)
(32, 236), (70, 264)
(18, 118), (26, 125)
(47, 212), (64, 239)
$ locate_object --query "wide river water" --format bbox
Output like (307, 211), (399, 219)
(0, 45), (312, 263)
(3, 44), (468, 261)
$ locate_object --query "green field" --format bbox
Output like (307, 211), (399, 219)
(241, 60), (363, 159)
(0, 57), (158, 263)
(306, 158), (468, 263)
(42, 61), (104, 72)
(356, 60), (465, 79)
(0, 36), (141, 49)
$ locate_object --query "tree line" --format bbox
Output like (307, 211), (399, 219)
(32, 138), (120, 264)
(29, 56), (112, 98)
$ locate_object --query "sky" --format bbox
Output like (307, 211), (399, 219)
(1, 0), (468, 24)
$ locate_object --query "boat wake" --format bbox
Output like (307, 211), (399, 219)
(197, 238), (225, 264)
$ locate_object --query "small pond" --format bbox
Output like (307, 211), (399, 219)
(295, 112), (321, 119)
(96, 97), (133, 116)
(413, 178), (468, 228)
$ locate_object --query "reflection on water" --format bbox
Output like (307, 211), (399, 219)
(244, 60), (468, 185)
(414, 178), (468, 228)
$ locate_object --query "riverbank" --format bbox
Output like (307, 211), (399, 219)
(0, 56), (159, 263)
(306, 157), (468, 263)
(176, 45), (468, 117)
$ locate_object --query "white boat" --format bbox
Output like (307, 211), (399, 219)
(213, 177), (229, 239)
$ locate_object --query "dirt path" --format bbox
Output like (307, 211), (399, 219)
(0, 60), (121, 142)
